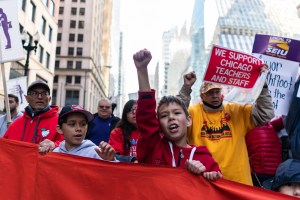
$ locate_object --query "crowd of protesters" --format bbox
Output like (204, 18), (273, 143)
(0, 48), (299, 198)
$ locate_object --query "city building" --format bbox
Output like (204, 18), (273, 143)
(53, 0), (113, 112)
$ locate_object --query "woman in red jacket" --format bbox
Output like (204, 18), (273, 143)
(109, 100), (140, 159)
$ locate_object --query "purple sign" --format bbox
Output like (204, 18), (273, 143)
(252, 34), (300, 62)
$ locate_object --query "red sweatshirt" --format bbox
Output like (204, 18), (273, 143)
(109, 128), (140, 156)
(136, 90), (220, 172)
(4, 105), (64, 147)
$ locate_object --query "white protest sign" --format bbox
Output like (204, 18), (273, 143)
(7, 76), (27, 112)
(253, 53), (299, 116)
(0, 0), (24, 63)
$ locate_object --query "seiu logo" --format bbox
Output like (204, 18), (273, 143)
(266, 47), (288, 56)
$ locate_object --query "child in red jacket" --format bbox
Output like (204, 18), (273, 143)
(133, 49), (222, 181)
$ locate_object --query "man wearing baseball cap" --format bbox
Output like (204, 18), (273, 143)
(263, 159), (300, 198)
(177, 69), (274, 186)
(4, 80), (64, 153)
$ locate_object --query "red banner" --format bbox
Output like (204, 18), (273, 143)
(0, 139), (294, 200)
(203, 45), (263, 88)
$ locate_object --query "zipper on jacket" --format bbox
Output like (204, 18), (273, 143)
(177, 149), (184, 167)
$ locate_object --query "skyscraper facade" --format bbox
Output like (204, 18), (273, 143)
(54, 0), (113, 112)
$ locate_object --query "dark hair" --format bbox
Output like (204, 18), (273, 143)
(115, 99), (137, 153)
(8, 94), (19, 103)
(157, 95), (189, 118)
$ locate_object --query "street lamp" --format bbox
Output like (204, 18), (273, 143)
(21, 31), (40, 77)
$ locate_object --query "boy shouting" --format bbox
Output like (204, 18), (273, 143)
(133, 49), (222, 180)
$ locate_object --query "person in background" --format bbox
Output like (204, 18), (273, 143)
(109, 99), (139, 163)
(4, 80), (64, 153)
(42, 105), (116, 161)
(86, 98), (120, 144)
(246, 116), (283, 187)
(286, 76), (300, 160)
(133, 49), (222, 181)
(263, 159), (300, 198)
(177, 67), (274, 185)
(0, 94), (23, 137)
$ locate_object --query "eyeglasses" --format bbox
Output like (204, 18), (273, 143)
(98, 105), (111, 110)
(28, 91), (49, 98)
(129, 107), (137, 114)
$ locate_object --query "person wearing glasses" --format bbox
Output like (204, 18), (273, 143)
(108, 100), (139, 162)
(86, 98), (120, 145)
(4, 80), (64, 153)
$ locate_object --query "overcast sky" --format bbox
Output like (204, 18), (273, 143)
(120, 0), (195, 93)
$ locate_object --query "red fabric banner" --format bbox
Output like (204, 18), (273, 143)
(203, 45), (263, 88)
(0, 139), (295, 199)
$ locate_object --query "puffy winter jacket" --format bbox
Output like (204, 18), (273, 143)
(246, 118), (283, 175)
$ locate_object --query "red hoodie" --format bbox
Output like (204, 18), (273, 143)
(136, 90), (220, 172)
(4, 105), (63, 147)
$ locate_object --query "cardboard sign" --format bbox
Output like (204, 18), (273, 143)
(203, 45), (263, 88)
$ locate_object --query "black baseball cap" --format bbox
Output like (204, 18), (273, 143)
(59, 105), (94, 122)
(27, 80), (50, 94)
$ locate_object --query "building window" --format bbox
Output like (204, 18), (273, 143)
(38, 45), (44, 63)
(46, 52), (50, 68)
(18, 0), (26, 11)
(55, 60), (60, 68)
(49, 0), (55, 16)
(52, 89), (57, 105)
(75, 76), (81, 84)
(71, 7), (77, 15)
(80, 0), (85, 2)
(56, 47), (61, 55)
(57, 33), (62, 41)
(65, 90), (79, 105)
(54, 75), (58, 83)
(66, 76), (72, 84)
(78, 21), (84, 29)
(58, 20), (63, 27)
(75, 61), (82, 69)
(67, 61), (73, 69)
(43, 0), (49, 6)
(79, 8), (85, 15)
(77, 47), (83, 56)
(68, 47), (74, 56)
(69, 33), (75, 42)
(77, 34), (83, 42)
(41, 16), (46, 34)
(29, 1), (36, 22)
(48, 26), (52, 42)
(59, 7), (64, 14)
(70, 20), (76, 28)
(72, 0), (77, 2)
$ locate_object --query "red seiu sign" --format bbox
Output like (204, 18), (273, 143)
(203, 45), (263, 88)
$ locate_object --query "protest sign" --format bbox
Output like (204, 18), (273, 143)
(203, 45), (263, 88)
(0, 0), (24, 63)
(252, 34), (300, 116)
(7, 76), (27, 112)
